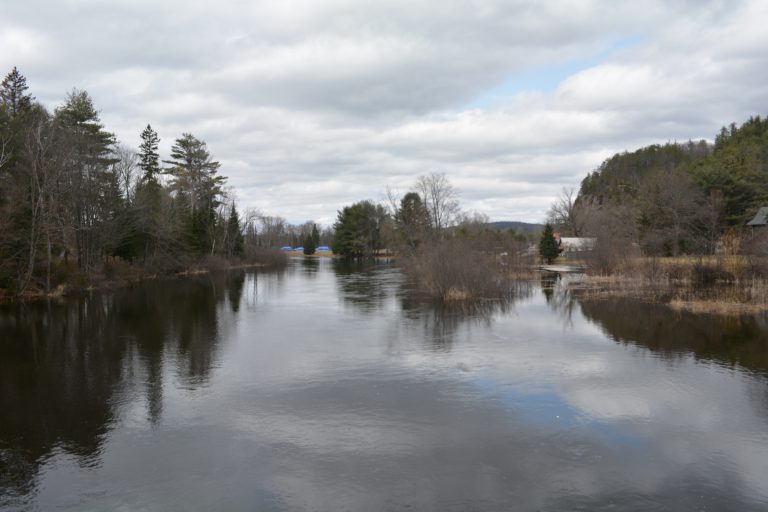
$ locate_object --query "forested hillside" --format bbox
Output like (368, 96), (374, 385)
(579, 140), (711, 202)
(548, 115), (768, 261)
(578, 116), (768, 226)
(690, 117), (768, 225)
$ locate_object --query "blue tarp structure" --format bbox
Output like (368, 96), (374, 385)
(280, 246), (292, 251)
(316, 246), (330, 251)
(293, 247), (304, 252)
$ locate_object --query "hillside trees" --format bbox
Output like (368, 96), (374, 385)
(574, 116), (768, 255)
(579, 141), (710, 203)
(636, 169), (721, 256)
(572, 120), (768, 256)
(690, 115), (768, 225)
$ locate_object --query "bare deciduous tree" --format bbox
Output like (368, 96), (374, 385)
(0, 135), (9, 171)
(415, 172), (460, 236)
(638, 169), (714, 256)
(113, 144), (138, 204)
(259, 215), (287, 248)
(582, 202), (640, 274)
(547, 187), (588, 237)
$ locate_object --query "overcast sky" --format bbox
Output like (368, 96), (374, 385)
(2, 0), (767, 225)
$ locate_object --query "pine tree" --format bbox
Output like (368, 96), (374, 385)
(138, 124), (161, 186)
(539, 223), (560, 264)
(226, 203), (244, 257)
(303, 224), (317, 255)
(54, 89), (118, 271)
(311, 223), (320, 247)
(163, 133), (226, 254)
(395, 191), (430, 249)
(133, 125), (163, 263)
(163, 133), (224, 211)
(0, 67), (34, 117)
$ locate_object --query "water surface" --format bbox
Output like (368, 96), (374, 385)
(2, 258), (768, 511)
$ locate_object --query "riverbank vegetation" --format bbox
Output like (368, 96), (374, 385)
(566, 255), (768, 315)
(0, 68), (293, 301)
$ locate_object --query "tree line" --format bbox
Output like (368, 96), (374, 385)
(0, 67), (304, 297)
(330, 172), (531, 258)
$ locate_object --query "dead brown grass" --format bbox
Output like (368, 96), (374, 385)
(403, 240), (520, 301)
(667, 299), (767, 316)
(572, 256), (768, 315)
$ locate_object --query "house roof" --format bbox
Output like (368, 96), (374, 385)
(747, 207), (768, 226)
(560, 237), (597, 250)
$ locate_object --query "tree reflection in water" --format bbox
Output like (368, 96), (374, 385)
(332, 259), (533, 352)
(0, 272), (248, 500)
(538, 278), (768, 375)
(332, 258), (398, 313)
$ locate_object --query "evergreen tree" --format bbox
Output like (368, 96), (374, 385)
(164, 133), (224, 212)
(539, 223), (560, 264)
(138, 124), (161, 186)
(163, 133), (226, 254)
(54, 89), (118, 271)
(133, 125), (164, 263)
(226, 203), (244, 257)
(332, 201), (389, 257)
(395, 191), (430, 249)
(0, 67), (34, 117)
(303, 223), (318, 255)
(311, 223), (320, 247)
(303, 236), (316, 255)
(0, 67), (34, 174)
(690, 115), (768, 225)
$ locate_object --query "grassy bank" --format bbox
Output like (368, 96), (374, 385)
(569, 255), (768, 315)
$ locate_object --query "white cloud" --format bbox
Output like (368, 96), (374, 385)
(2, 0), (767, 224)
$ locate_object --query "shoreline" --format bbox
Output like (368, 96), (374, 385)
(0, 261), (283, 305)
(564, 273), (768, 316)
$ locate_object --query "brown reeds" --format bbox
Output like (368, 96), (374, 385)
(402, 239), (528, 301)
(573, 254), (768, 314)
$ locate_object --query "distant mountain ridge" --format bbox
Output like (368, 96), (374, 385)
(488, 221), (543, 233)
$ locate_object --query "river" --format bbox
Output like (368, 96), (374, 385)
(2, 258), (768, 511)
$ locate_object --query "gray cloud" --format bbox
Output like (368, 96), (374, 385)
(2, 0), (766, 224)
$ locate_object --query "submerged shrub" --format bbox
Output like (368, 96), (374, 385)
(402, 240), (508, 301)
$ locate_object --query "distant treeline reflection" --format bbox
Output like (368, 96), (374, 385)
(0, 271), (252, 498)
